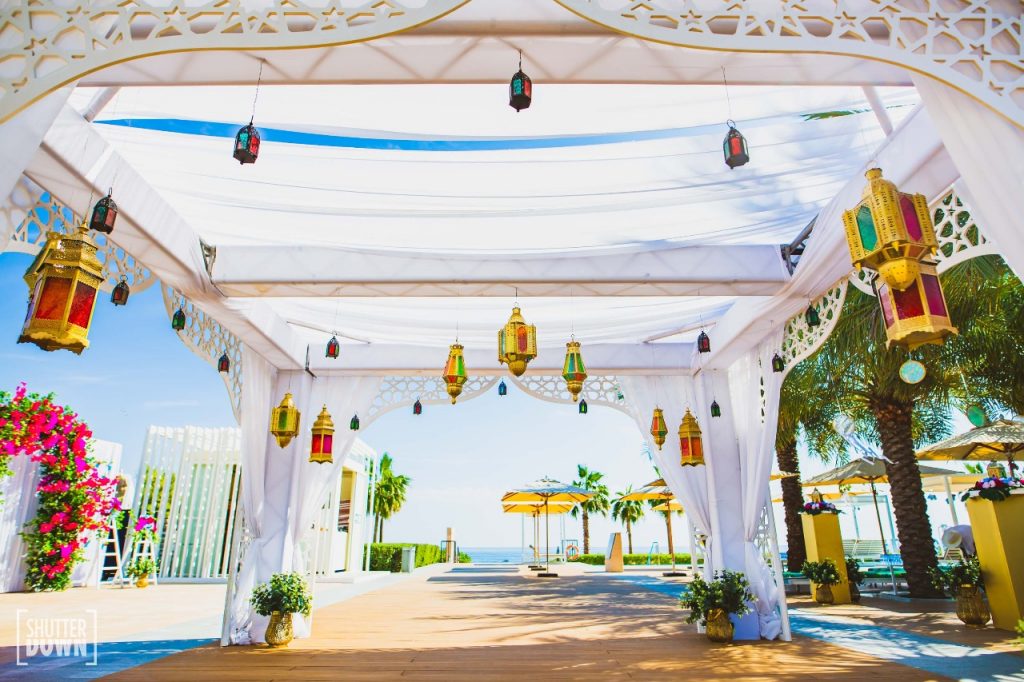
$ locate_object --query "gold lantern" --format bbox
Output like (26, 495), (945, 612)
(442, 342), (468, 404)
(269, 393), (301, 448)
(497, 306), (537, 377)
(809, 488), (824, 504)
(842, 168), (938, 291)
(650, 408), (668, 450)
(678, 409), (705, 467)
(309, 405), (335, 464)
(561, 340), (587, 402)
(18, 222), (104, 354)
(874, 261), (957, 350)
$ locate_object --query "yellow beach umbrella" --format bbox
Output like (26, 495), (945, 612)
(503, 502), (574, 565)
(621, 478), (673, 502)
(771, 471), (798, 481)
(651, 499), (684, 513)
(501, 478), (593, 576)
(917, 419), (1024, 476)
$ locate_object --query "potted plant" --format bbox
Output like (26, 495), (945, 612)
(125, 557), (156, 588)
(845, 557), (864, 603)
(250, 572), (313, 647)
(929, 557), (989, 627)
(802, 559), (842, 605)
(679, 569), (753, 643)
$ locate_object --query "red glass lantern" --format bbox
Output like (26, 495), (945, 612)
(509, 53), (532, 112)
(217, 352), (230, 373)
(723, 121), (749, 169)
(310, 405), (335, 465)
(874, 262), (957, 350)
(696, 330), (711, 354)
(443, 342), (468, 404)
(89, 190), (118, 234)
(678, 409), (705, 467)
(233, 120), (260, 164)
(326, 335), (340, 359)
(413, 399), (422, 415)
(110, 277), (130, 306)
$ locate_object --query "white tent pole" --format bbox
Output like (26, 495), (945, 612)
(765, 490), (792, 642)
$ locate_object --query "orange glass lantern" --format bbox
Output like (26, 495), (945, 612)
(18, 222), (103, 354)
(443, 342), (468, 404)
(678, 409), (705, 467)
(650, 408), (668, 450)
(310, 405), (335, 464)
(874, 261), (957, 350)
(561, 340), (587, 402)
(497, 306), (537, 377)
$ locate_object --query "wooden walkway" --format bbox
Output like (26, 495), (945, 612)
(105, 564), (953, 681)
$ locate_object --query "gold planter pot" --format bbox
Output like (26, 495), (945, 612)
(135, 574), (149, 589)
(705, 608), (734, 643)
(265, 611), (294, 647)
(814, 583), (835, 605)
(955, 585), (991, 628)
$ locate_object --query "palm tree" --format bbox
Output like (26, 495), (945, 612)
(647, 499), (681, 562)
(568, 465), (610, 554)
(371, 453), (410, 543)
(611, 488), (645, 554)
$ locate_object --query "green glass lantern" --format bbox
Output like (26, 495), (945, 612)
(578, 398), (588, 415)
(350, 414), (360, 431)
(171, 307), (186, 331)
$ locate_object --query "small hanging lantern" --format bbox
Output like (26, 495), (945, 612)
(89, 190), (118, 234)
(678, 409), (705, 467)
(497, 305), (537, 377)
(443, 342), (468, 404)
(18, 222), (103, 354)
(842, 168), (938, 291)
(233, 120), (261, 164)
(269, 393), (301, 448)
(217, 352), (230, 373)
(349, 414), (360, 431)
(498, 379), (508, 396)
(578, 398), (588, 415)
(710, 400), (721, 418)
(650, 408), (668, 450)
(509, 51), (532, 112)
(696, 330), (711, 354)
(110, 276), (130, 306)
(723, 120), (749, 169)
(309, 405), (335, 465)
(809, 488), (824, 504)
(771, 352), (785, 373)
(805, 305), (820, 327)
(561, 339), (587, 402)
(413, 399), (423, 415)
(171, 307), (187, 331)
(874, 261), (957, 350)
(326, 335), (340, 359)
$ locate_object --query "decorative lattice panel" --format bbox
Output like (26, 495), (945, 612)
(363, 375), (500, 427)
(779, 280), (848, 376)
(511, 374), (629, 415)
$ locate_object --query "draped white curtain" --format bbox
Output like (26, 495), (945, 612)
(727, 334), (784, 640)
(912, 75), (1024, 283)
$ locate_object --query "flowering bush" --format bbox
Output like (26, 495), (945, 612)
(801, 500), (840, 515)
(961, 476), (1024, 503)
(0, 384), (120, 591)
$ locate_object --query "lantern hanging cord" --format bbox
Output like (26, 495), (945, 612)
(721, 67), (733, 121)
(251, 59), (265, 124)
(518, 49), (522, 71)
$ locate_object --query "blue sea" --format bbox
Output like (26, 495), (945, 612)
(460, 547), (529, 564)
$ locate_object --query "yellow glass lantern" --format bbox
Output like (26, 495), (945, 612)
(18, 222), (104, 354)
(309, 405), (335, 464)
(810, 488), (824, 504)
(269, 393), (301, 448)
(874, 261), (957, 350)
(842, 168), (938, 291)
(497, 306), (537, 377)
(650, 408), (668, 450)
(442, 342), (468, 404)
(678, 409), (705, 467)
(561, 340), (587, 402)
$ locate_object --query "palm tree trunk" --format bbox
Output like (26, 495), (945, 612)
(664, 511), (675, 561)
(871, 399), (940, 597)
(776, 435), (806, 572)
(626, 519), (633, 554)
(582, 508), (590, 555)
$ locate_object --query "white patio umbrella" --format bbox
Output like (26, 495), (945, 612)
(502, 478), (592, 577)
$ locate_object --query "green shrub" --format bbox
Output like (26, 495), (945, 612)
(364, 543), (446, 572)
(845, 557), (864, 586)
(457, 552), (472, 563)
(680, 570), (753, 626)
(802, 559), (841, 586)
(574, 553), (694, 566)
(250, 572), (312, 616)
(929, 557), (983, 597)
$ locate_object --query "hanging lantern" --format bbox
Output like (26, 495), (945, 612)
(561, 340), (587, 402)
(309, 405), (335, 465)
(110, 277), (130, 306)
(771, 352), (785, 373)
(326, 335), (340, 359)
(18, 222), (103, 354)
(349, 414), (360, 431)
(710, 400), (721, 418)
(805, 305), (820, 327)
(497, 306), (537, 377)
(650, 408), (668, 450)
(217, 352), (230, 373)
(509, 51), (532, 112)
(723, 120), (749, 169)
(578, 398), (588, 415)
(442, 342), (468, 404)
(269, 393), (301, 448)
(678, 409), (705, 467)
(413, 399), (422, 415)
(89, 190), (118, 234)
(233, 120), (260, 164)
(498, 379), (508, 396)
(842, 168), (938, 291)
(874, 261), (957, 350)
(171, 307), (186, 331)
(696, 330), (711, 354)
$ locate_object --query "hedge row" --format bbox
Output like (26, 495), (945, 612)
(574, 553), (695, 566)
(365, 543), (444, 572)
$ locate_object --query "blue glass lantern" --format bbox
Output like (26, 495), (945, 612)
(498, 379), (507, 396)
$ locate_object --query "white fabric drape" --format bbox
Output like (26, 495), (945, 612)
(0, 86), (72, 217)
(0, 454), (41, 593)
(912, 75), (1024, 282)
(727, 334), (784, 640)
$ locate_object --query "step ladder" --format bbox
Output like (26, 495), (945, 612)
(96, 526), (125, 587)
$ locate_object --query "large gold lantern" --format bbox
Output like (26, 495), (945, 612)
(678, 409), (705, 467)
(310, 405), (335, 464)
(18, 222), (104, 354)
(561, 340), (587, 402)
(874, 261), (957, 350)
(269, 393), (301, 448)
(650, 408), (668, 450)
(842, 168), (938, 291)
(497, 306), (537, 377)
(442, 342), (468, 404)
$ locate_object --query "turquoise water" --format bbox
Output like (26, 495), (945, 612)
(461, 547), (529, 564)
